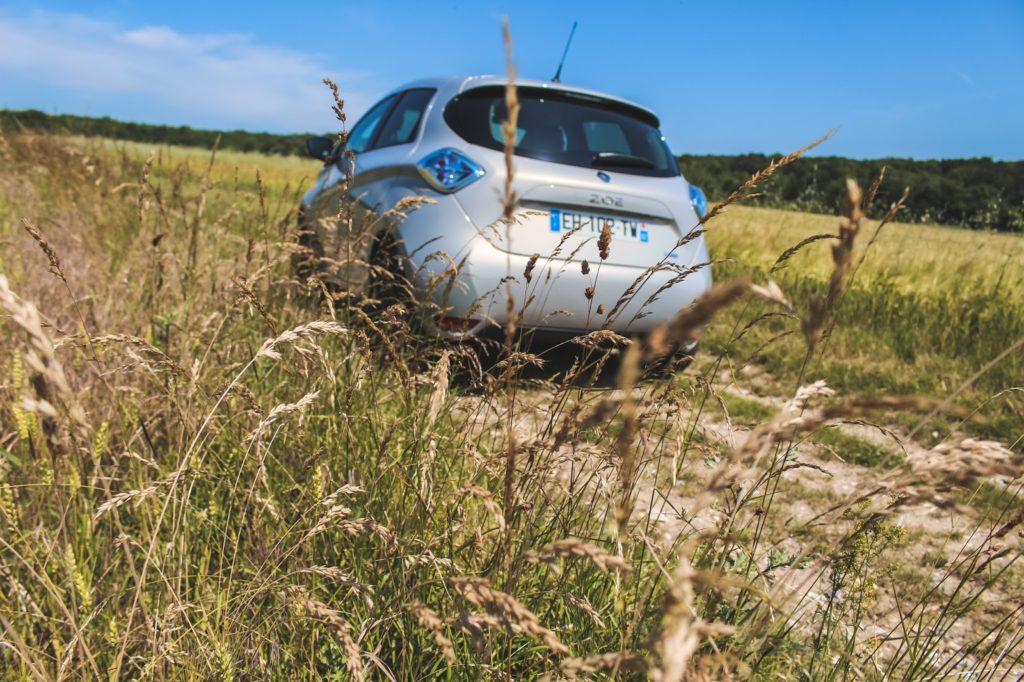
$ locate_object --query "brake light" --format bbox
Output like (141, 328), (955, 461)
(438, 316), (479, 333)
(417, 148), (485, 193)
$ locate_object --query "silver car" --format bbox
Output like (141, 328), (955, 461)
(299, 75), (711, 349)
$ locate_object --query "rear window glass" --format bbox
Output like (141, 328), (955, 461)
(444, 86), (678, 177)
(584, 122), (630, 155)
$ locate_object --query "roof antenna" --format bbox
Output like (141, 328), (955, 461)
(551, 21), (578, 83)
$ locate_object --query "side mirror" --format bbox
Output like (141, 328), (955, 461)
(305, 136), (334, 162)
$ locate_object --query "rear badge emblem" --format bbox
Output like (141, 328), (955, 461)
(597, 171), (611, 183)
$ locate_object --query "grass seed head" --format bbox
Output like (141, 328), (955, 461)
(411, 602), (456, 664)
(300, 599), (363, 679)
(525, 538), (633, 576)
(452, 576), (569, 654)
(255, 320), (346, 360)
(523, 252), (540, 284)
(598, 221), (612, 260)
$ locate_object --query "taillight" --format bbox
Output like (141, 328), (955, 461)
(417, 148), (485, 193)
(689, 184), (708, 219)
(438, 316), (479, 333)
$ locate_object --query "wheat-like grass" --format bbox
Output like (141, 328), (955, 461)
(701, 129), (836, 224)
(300, 599), (363, 679)
(524, 538), (633, 576)
(245, 390), (319, 443)
(0, 273), (87, 435)
(426, 350), (452, 425)
(560, 651), (648, 680)
(21, 219), (67, 286)
(94, 469), (186, 520)
(3, 72), (1021, 681)
(411, 601), (457, 664)
(652, 557), (735, 682)
(451, 576), (569, 654)
(254, 320), (346, 360)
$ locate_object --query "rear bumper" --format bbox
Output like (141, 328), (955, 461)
(462, 248), (711, 334)
(473, 324), (700, 355)
(398, 194), (713, 340)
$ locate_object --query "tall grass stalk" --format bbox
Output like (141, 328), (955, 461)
(0, 79), (1021, 680)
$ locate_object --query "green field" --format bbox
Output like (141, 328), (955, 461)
(1, 132), (1021, 679)
(704, 204), (1024, 446)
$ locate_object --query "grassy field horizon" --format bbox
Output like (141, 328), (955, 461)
(1, 130), (1021, 679)
(92, 133), (1019, 447)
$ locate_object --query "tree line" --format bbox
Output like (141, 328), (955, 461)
(678, 154), (1024, 233)
(0, 109), (314, 157)
(4, 108), (1022, 232)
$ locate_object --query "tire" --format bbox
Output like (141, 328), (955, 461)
(366, 230), (408, 312)
(641, 341), (698, 380)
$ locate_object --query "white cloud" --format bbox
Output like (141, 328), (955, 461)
(0, 10), (377, 132)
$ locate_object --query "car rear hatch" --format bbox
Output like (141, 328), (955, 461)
(442, 84), (705, 268)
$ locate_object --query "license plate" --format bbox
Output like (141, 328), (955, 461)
(549, 209), (650, 243)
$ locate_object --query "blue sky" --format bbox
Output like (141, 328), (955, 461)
(1, 1), (1022, 159)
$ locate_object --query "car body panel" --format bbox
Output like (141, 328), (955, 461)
(300, 75), (712, 339)
(448, 148), (705, 269)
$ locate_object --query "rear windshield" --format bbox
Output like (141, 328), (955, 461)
(443, 85), (679, 177)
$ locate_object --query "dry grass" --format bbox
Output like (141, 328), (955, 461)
(709, 204), (1024, 295)
(705, 203), (1024, 446)
(0, 69), (1022, 681)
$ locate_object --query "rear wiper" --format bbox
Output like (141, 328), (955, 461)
(592, 152), (656, 169)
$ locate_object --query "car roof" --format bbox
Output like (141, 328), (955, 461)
(387, 75), (661, 127)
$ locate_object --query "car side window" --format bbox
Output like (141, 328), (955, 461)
(347, 94), (399, 154)
(373, 88), (436, 149)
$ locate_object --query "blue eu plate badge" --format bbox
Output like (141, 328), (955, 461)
(549, 208), (651, 244)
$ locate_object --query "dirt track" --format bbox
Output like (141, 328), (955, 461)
(467, 348), (1022, 663)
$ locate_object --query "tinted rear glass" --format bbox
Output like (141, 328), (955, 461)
(444, 86), (678, 177)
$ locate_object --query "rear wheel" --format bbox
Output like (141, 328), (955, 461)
(366, 230), (409, 313)
(641, 341), (698, 380)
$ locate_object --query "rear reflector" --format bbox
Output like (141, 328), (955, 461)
(438, 316), (479, 332)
